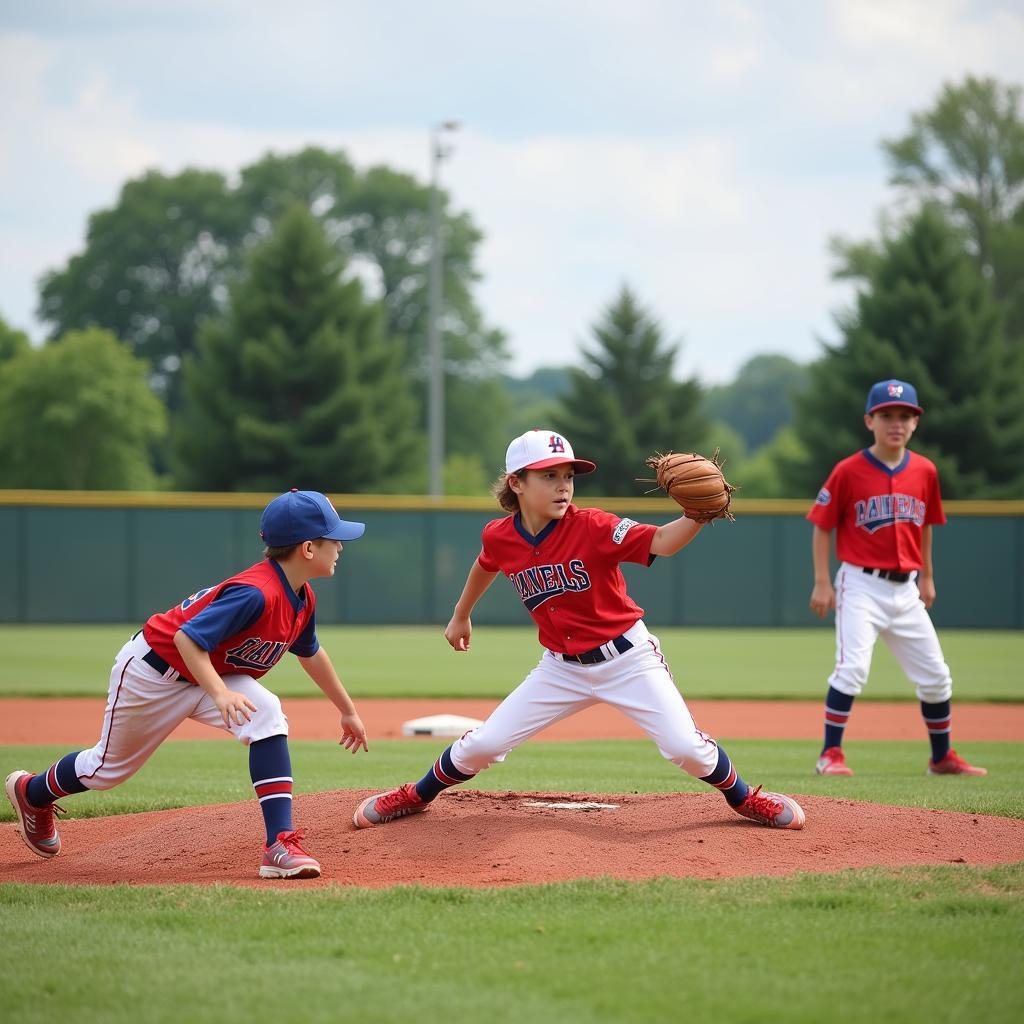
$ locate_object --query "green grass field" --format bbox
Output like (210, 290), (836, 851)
(1, 626), (1022, 1022)
(1, 624), (1022, 700)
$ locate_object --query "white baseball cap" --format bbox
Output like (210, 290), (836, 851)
(504, 429), (597, 475)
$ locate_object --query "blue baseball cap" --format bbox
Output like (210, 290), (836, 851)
(865, 379), (923, 415)
(260, 489), (365, 546)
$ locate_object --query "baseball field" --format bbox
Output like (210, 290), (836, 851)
(1, 624), (1022, 1023)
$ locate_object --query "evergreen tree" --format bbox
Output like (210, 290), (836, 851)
(559, 287), (707, 496)
(783, 207), (1023, 498)
(174, 205), (422, 492)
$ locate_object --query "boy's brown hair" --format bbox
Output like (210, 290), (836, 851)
(492, 470), (525, 513)
(263, 538), (333, 561)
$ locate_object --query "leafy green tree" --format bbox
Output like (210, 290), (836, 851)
(882, 75), (1024, 335)
(37, 170), (242, 406)
(0, 328), (166, 489)
(705, 354), (809, 451)
(0, 315), (31, 362)
(174, 205), (422, 493)
(730, 427), (805, 498)
(559, 287), (707, 496)
(782, 207), (1023, 498)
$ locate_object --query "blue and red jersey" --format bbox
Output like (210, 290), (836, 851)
(807, 449), (946, 571)
(143, 560), (317, 681)
(477, 504), (658, 654)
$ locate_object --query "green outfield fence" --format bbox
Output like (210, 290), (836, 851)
(0, 491), (1022, 628)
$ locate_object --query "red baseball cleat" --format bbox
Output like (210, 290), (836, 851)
(735, 786), (806, 829)
(353, 783), (427, 828)
(816, 747), (854, 776)
(259, 828), (321, 879)
(927, 750), (987, 776)
(5, 770), (63, 858)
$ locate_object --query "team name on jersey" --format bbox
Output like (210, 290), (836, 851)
(855, 493), (926, 533)
(225, 637), (289, 671)
(508, 559), (592, 610)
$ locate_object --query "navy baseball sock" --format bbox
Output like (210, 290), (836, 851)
(822, 686), (855, 752)
(921, 699), (952, 763)
(249, 735), (294, 845)
(27, 752), (88, 807)
(414, 745), (475, 803)
(700, 746), (750, 808)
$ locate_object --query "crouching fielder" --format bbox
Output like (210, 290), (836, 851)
(354, 430), (805, 832)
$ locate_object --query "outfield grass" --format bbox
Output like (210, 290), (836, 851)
(0, 867), (1021, 1024)
(1, 624), (1021, 700)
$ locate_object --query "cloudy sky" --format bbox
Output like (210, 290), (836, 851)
(1, 1), (1021, 383)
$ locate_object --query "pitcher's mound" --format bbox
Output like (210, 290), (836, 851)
(2, 789), (1021, 888)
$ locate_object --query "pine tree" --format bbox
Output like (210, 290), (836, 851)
(559, 287), (707, 496)
(783, 206), (1023, 498)
(174, 204), (422, 492)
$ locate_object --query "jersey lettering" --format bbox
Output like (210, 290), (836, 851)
(612, 518), (638, 544)
(509, 558), (591, 610)
(854, 493), (926, 533)
(225, 637), (288, 671)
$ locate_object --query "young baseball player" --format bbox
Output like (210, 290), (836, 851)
(6, 489), (370, 879)
(808, 380), (986, 777)
(353, 429), (805, 831)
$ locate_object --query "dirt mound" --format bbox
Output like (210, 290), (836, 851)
(3, 789), (1021, 888)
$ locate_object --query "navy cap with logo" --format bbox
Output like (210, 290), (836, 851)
(260, 489), (365, 547)
(865, 379), (923, 415)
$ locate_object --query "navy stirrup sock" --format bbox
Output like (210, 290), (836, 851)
(921, 699), (952, 762)
(823, 686), (855, 752)
(700, 746), (750, 808)
(27, 752), (88, 807)
(414, 745), (475, 803)
(249, 735), (294, 845)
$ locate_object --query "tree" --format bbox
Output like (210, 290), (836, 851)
(0, 328), (166, 489)
(559, 287), (707, 496)
(879, 76), (1024, 337)
(0, 315), (31, 362)
(705, 354), (809, 451)
(174, 205), (422, 493)
(37, 169), (242, 406)
(782, 207), (1023, 498)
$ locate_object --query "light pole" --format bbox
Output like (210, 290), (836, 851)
(427, 120), (460, 499)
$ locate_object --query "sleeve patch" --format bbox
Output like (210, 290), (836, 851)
(815, 488), (832, 506)
(611, 518), (639, 544)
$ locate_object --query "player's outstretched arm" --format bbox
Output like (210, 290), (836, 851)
(650, 515), (704, 556)
(809, 526), (836, 618)
(445, 560), (499, 651)
(297, 648), (368, 752)
(173, 629), (257, 727)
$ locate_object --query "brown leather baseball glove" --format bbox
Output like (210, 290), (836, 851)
(642, 448), (736, 523)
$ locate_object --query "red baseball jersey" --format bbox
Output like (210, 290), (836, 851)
(806, 449), (946, 571)
(476, 504), (658, 654)
(143, 561), (316, 681)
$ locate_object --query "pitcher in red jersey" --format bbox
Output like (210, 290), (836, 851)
(6, 490), (369, 879)
(354, 430), (806, 835)
(808, 380), (986, 778)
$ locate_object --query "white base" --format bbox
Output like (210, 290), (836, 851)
(401, 713), (483, 738)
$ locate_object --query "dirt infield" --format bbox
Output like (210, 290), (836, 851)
(2, 697), (1021, 744)
(2, 698), (1018, 889)
(3, 789), (1022, 889)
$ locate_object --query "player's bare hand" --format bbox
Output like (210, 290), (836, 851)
(917, 575), (936, 609)
(216, 690), (257, 728)
(445, 614), (472, 652)
(809, 581), (835, 619)
(338, 713), (368, 753)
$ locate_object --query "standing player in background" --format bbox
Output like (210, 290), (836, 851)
(808, 380), (986, 777)
(6, 489), (370, 879)
(353, 429), (805, 832)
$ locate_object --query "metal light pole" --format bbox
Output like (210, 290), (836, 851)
(427, 120), (460, 499)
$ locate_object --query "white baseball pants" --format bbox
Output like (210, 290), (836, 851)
(75, 631), (289, 790)
(828, 562), (953, 703)
(450, 620), (720, 779)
